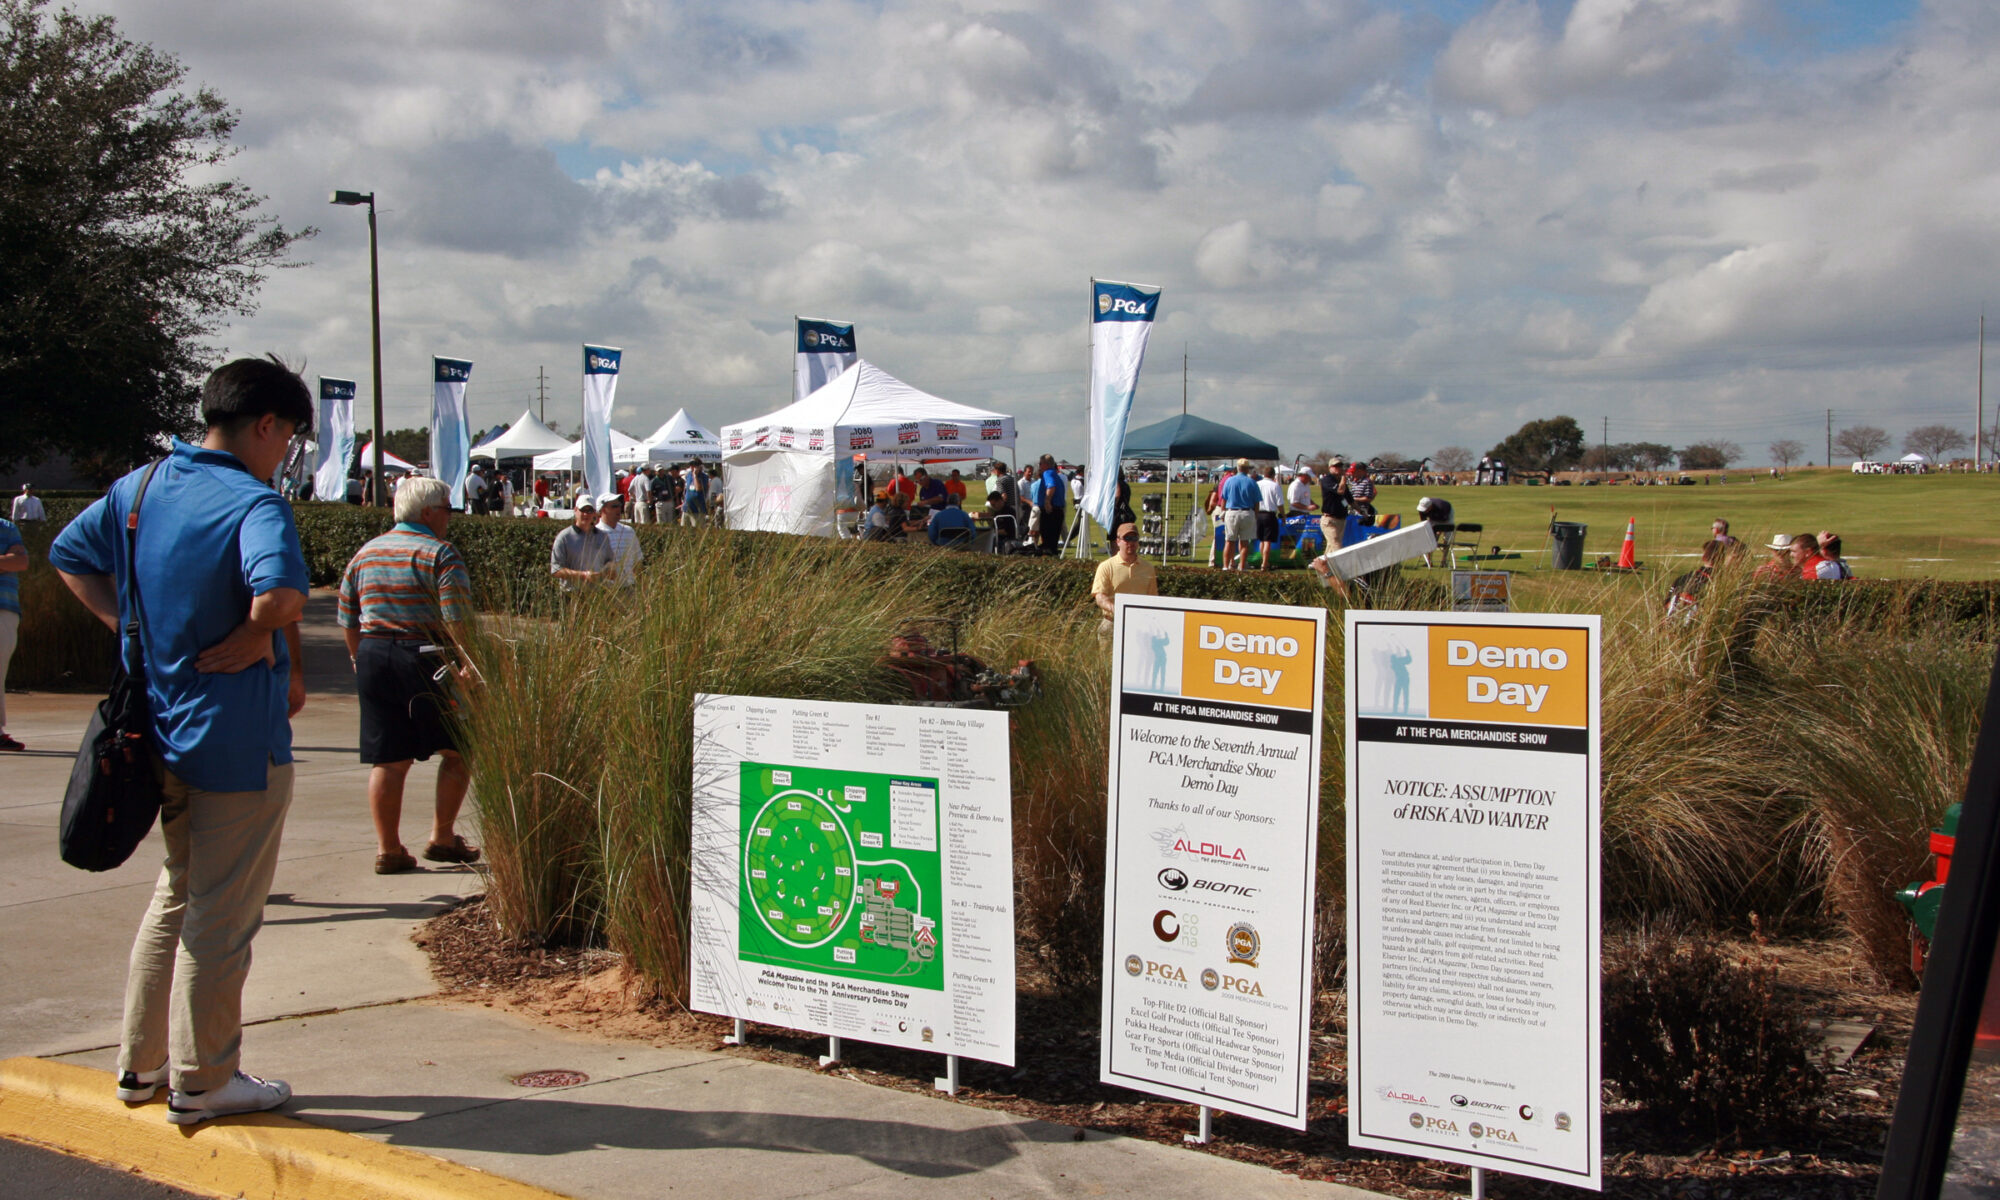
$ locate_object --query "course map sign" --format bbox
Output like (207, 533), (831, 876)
(690, 695), (1015, 1066)
(1345, 611), (1602, 1190)
(1100, 594), (1327, 1129)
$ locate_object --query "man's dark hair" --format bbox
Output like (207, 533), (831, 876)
(202, 355), (313, 438)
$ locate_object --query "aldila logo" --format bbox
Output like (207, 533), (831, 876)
(1149, 824), (1248, 865)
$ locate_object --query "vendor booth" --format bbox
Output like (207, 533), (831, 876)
(533, 429), (652, 472)
(639, 408), (722, 462)
(721, 360), (1015, 537)
(1119, 413), (1279, 558)
(471, 409), (570, 461)
(354, 441), (419, 474)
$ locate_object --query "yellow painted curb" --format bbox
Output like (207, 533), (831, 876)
(0, 1057), (571, 1200)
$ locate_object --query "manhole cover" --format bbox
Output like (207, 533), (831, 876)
(512, 1069), (589, 1088)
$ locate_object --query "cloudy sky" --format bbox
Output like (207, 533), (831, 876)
(102, 0), (1999, 464)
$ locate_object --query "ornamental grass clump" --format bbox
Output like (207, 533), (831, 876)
(463, 529), (938, 1003)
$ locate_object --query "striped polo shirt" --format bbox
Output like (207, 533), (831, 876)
(336, 522), (474, 637)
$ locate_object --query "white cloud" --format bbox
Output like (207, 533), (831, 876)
(76, 0), (2000, 462)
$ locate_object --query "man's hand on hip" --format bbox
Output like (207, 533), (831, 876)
(196, 623), (280, 674)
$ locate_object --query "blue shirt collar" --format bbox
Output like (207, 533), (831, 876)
(171, 436), (256, 476)
(393, 521), (437, 537)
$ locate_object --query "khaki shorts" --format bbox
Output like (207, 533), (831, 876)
(1223, 510), (1257, 543)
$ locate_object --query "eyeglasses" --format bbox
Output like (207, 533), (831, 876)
(1118, 533), (1139, 543)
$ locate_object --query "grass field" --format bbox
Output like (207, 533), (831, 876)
(959, 467), (1999, 592)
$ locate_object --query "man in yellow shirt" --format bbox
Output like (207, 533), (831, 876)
(1093, 522), (1158, 631)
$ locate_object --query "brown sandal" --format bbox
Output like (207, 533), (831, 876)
(422, 835), (481, 865)
(374, 849), (417, 874)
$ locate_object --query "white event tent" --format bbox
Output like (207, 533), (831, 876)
(471, 409), (570, 461)
(720, 359), (1015, 536)
(355, 441), (418, 473)
(641, 408), (722, 461)
(533, 429), (652, 472)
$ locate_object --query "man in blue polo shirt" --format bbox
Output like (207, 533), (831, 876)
(1219, 457), (1262, 570)
(0, 515), (24, 750)
(51, 356), (312, 1126)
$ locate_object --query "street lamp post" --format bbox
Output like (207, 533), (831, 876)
(329, 190), (385, 507)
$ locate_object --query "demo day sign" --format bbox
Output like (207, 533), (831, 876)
(1101, 594), (1326, 1129)
(1345, 611), (1601, 1190)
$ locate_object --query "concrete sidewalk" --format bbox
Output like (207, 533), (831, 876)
(0, 592), (1381, 1199)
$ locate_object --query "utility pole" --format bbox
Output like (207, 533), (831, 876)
(1978, 312), (1985, 470)
(1182, 344), (1188, 415)
(1826, 409), (1833, 468)
(1601, 416), (1608, 477)
(537, 365), (548, 424)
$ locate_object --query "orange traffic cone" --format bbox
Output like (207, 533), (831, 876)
(1616, 518), (1637, 569)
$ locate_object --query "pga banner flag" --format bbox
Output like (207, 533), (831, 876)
(431, 358), (474, 510)
(795, 318), (857, 401)
(1083, 279), (1160, 534)
(313, 377), (356, 502)
(581, 345), (621, 500)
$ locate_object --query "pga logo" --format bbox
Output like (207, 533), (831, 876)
(1098, 293), (1151, 318)
(585, 353), (615, 372)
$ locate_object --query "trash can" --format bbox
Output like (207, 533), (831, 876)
(1898, 804), (1960, 976)
(1550, 521), (1588, 570)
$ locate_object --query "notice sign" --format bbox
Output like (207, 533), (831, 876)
(1100, 595), (1326, 1129)
(1450, 570), (1511, 613)
(1345, 611), (1601, 1190)
(689, 695), (1015, 1065)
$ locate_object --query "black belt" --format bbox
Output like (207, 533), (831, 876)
(361, 634), (431, 644)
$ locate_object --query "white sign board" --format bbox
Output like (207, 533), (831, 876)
(1100, 595), (1327, 1129)
(690, 694), (1015, 1065)
(1345, 611), (1601, 1190)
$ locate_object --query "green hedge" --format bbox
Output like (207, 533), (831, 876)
(285, 503), (1443, 614)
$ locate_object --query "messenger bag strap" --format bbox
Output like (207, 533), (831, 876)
(120, 459), (165, 676)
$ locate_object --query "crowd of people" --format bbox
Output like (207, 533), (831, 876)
(1664, 519), (1855, 616)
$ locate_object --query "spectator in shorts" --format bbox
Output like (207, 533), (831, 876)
(1318, 459), (1350, 550)
(0, 515), (23, 750)
(337, 475), (480, 875)
(1255, 466), (1284, 571)
(1219, 458), (1260, 570)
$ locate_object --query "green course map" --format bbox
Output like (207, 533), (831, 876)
(738, 761), (943, 989)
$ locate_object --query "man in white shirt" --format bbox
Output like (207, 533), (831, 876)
(628, 467), (652, 525)
(11, 484), (45, 522)
(498, 472), (516, 516)
(464, 470), (487, 513)
(1255, 466), (1284, 571)
(596, 493), (641, 590)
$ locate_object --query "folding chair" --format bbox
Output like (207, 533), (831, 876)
(1425, 521), (1482, 567)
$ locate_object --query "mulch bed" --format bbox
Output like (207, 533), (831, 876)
(416, 897), (1906, 1198)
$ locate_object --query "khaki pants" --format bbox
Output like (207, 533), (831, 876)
(118, 762), (295, 1092)
(0, 609), (16, 729)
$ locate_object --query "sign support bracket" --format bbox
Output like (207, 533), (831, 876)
(934, 1055), (959, 1095)
(1471, 1166), (1488, 1198)
(1184, 1105), (1213, 1144)
(725, 1018), (746, 1045)
(819, 1036), (843, 1066)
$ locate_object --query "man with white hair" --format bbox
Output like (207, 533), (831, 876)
(336, 475), (480, 875)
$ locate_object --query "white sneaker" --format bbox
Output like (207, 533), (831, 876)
(165, 1070), (292, 1125)
(115, 1064), (168, 1102)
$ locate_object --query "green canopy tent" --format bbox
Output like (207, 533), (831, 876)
(1116, 414), (1281, 559)
(1120, 412), (1279, 462)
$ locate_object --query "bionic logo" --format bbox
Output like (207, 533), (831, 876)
(1157, 867), (1189, 891)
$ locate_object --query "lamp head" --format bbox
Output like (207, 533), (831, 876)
(329, 190), (373, 206)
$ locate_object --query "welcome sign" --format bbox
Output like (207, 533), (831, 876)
(1345, 611), (1602, 1190)
(1100, 594), (1326, 1129)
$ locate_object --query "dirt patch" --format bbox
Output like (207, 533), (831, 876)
(417, 898), (1904, 1198)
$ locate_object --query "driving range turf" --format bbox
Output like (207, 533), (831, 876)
(1057, 468), (1998, 589)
